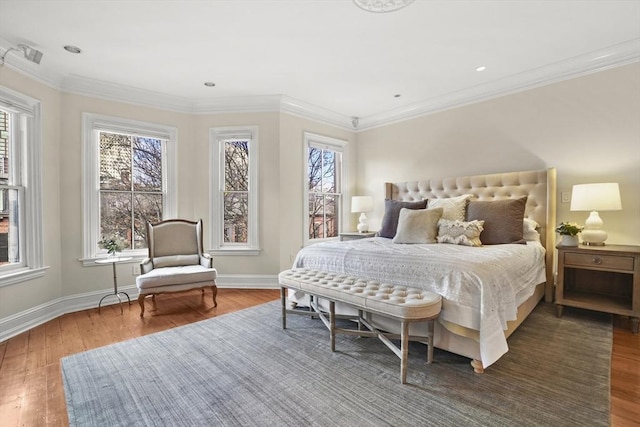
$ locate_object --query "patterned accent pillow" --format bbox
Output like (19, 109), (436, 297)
(427, 194), (473, 221)
(392, 207), (443, 244)
(437, 219), (484, 247)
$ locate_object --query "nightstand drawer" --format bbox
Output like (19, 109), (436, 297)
(564, 252), (635, 271)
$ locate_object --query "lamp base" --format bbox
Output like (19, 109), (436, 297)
(580, 226), (608, 246)
(357, 212), (369, 233)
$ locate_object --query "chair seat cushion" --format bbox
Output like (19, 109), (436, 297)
(136, 265), (217, 290)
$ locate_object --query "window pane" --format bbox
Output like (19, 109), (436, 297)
(0, 188), (20, 265)
(321, 150), (336, 193)
(223, 192), (248, 243)
(307, 145), (341, 240)
(100, 132), (132, 191)
(132, 137), (162, 192)
(99, 130), (165, 253)
(224, 140), (249, 191)
(0, 109), (9, 179)
(0, 109), (21, 267)
(308, 147), (322, 193)
(324, 195), (338, 238)
(134, 193), (163, 249)
(100, 192), (132, 249)
(308, 194), (324, 239)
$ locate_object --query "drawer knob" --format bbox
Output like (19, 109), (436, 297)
(592, 257), (603, 265)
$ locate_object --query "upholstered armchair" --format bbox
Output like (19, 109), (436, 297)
(136, 219), (217, 317)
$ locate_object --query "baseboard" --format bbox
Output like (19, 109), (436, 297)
(0, 274), (279, 343)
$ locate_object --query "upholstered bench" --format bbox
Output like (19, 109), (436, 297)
(278, 269), (442, 384)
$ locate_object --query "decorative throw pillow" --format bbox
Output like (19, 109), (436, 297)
(427, 194), (473, 221)
(523, 218), (540, 242)
(378, 199), (428, 238)
(466, 197), (528, 245)
(392, 207), (443, 244)
(437, 219), (484, 247)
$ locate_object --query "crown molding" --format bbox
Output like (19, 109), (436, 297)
(61, 74), (195, 112)
(191, 94), (282, 114)
(279, 96), (354, 130)
(3, 39), (639, 132)
(357, 39), (640, 131)
(191, 94), (353, 130)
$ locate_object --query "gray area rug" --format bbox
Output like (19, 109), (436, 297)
(61, 301), (611, 426)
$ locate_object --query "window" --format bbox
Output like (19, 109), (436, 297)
(0, 86), (45, 286)
(210, 126), (258, 253)
(304, 132), (347, 242)
(82, 114), (176, 262)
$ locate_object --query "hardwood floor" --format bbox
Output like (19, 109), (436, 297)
(0, 289), (638, 426)
(611, 316), (640, 427)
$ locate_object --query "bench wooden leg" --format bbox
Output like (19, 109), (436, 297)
(401, 321), (409, 384)
(280, 287), (287, 329)
(330, 301), (336, 352)
(426, 319), (434, 364)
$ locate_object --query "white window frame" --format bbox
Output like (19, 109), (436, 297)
(82, 113), (177, 264)
(0, 86), (46, 287)
(209, 126), (259, 255)
(303, 132), (348, 246)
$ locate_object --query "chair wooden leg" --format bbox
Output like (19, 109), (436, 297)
(138, 294), (146, 318)
(211, 285), (218, 307)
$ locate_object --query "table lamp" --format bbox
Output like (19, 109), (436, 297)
(351, 196), (373, 232)
(570, 183), (622, 245)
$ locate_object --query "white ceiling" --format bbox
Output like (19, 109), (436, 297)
(1, 0), (639, 129)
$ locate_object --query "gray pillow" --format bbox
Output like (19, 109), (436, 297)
(378, 199), (428, 238)
(466, 197), (527, 245)
(393, 207), (443, 244)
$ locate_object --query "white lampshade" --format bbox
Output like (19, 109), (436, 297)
(570, 183), (622, 212)
(351, 196), (373, 213)
(570, 183), (622, 246)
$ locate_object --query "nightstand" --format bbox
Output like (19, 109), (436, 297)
(555, 243), (639, 333)
(339, 231), (376, 241)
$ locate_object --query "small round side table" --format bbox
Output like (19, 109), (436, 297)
(95, 256), (133, 314)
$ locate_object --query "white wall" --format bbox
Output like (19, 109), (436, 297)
(0, 62), (638, 337)
(0, 67), (357, 330)
(0, 68), (62, 319)
(278, 113), (357, 271)
(356, 63), (640, 245)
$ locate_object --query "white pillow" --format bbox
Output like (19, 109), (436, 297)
(523, 218), (540, 241)
(427, 194), (473, 221)
(392, 207), (443, 244)
(437, 219), (484, 247)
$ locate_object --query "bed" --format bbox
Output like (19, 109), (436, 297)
(290, 168), (557, 372)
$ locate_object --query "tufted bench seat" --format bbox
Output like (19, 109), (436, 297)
(278, 269), (442, 384)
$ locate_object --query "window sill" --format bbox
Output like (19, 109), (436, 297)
(208, 248), (261, 256)
(0, 266), (49, 287)
(79, 255), (145, 267)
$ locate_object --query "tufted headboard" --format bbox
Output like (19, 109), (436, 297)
(385, 168), (557, 301)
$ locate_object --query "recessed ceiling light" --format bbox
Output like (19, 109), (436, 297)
(204, 82), (216, 87)
(64, 45), (82, 54)
(475, 66), (486, 72)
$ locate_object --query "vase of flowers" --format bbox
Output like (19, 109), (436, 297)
(555, 222), (584, 246)
(98, 237), (124, 256)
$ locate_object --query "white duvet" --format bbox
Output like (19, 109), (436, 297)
(292, 237), (546, 367)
